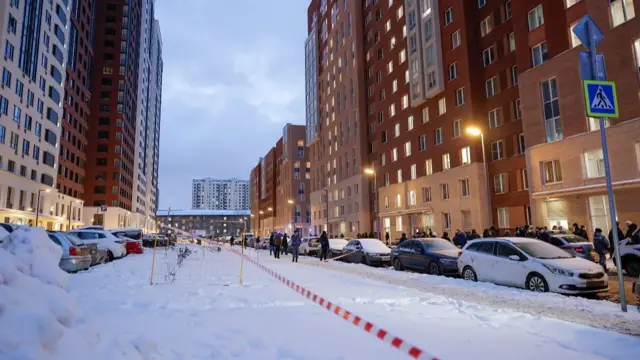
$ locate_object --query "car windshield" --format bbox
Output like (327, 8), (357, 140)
(560, 235), (588, 244)
(329, 239), (348, 247)
(359, 239), (390, 252)
(421, 239), (458, 251)
(62, 233), (82, 246)
(514, 241), (574, 259)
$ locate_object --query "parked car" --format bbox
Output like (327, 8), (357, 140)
(68, 229), (127, 262)
(391, 238), (460, 276)
(614, 238), (640, 277)
(325, 238), (349, 259)
(0, 226), (9, 244)
(458, 237), (609, 295)
(109, 228), (144, 254)
(47, 232), (92, 272)
(342, 238), (391, 266)
(62, 232), (106, 266)
(543, 234), (596, 261)
(300, 237), (320, 256)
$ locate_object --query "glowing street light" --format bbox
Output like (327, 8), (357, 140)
(466, 127), (482, 136)
(363, 167), (375, 176)
(287, 199), (294, 204)
(267, 207), (273, 212)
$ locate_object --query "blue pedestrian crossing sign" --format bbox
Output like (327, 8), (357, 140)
(583, 80), (618, 118)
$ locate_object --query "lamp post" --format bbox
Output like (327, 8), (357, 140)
(466, 127), (493, 228)
(267, 207), (274, 233)
(259, 210), (264, 236)
(35, 189), (50, 228)
(287, 199), (294, 234)
(364, 167), (378, 238)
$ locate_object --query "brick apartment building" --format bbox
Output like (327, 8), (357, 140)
(274, 124), (312, 236)
(252, 145), (278, 237)
(520, 0), (640, 234)
(249, 162), (261, 233)
(306, 0), (373, 238)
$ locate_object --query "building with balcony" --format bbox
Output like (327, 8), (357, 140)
(191, 177), (249, 211)
(521, 0), (640, 234)
(156, 209), (250, 237)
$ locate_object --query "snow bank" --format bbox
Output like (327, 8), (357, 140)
(0, 227), (99, 359)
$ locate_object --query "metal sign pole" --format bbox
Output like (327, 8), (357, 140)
(581, 18), (627, 311)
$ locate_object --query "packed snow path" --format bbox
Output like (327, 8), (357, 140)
(67, 246), (640, 360)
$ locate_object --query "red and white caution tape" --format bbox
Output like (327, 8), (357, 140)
(229, 248), (441, 360)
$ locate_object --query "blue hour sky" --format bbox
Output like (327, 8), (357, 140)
(155, 0), (309, 209)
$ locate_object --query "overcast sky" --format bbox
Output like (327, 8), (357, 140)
(155, 1), (308, 210)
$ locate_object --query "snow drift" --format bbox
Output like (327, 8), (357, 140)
(0, 227), (98, 359)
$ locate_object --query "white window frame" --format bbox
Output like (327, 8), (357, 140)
(527, 5), (544, 31)
(461, 146), (471, 165)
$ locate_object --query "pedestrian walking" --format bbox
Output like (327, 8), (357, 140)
(273, 233), (282, 259)
(291, 230), (302, 262)
(229, 236), (235, 247)
(593, 228), (610, 271)
(282, 233), (289, 255)
(319, 231), (329, 261)
(398, 233), (407, 244)
(269, 233), (275, 256)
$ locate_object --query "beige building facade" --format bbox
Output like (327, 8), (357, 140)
(520, 0), (640, 235)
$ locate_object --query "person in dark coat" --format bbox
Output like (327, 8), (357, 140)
(290, 230), (302, 262)
(608, 222), (625, 258)
(453, 230), (467, 248)
(593, 228), (610, 271)
(399, 233), (407, 244)
(482, 229), (490, 238)
(229, 236), (235, 247)
(319, 231), (329, 261)
(282, 233), (289, 255)
(442, 232), (450, 242)
(269, 233), (275, 256)
(467, 229), (480, 240)
(273, 233), (282, 259)
(385, 231), (390, 244)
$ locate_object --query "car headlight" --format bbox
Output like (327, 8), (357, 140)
(542, 263), (574, 277)
(439, 258), (457, 265)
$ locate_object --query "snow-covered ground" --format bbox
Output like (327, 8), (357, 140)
(285, 252), (640, 336)
(4, 232), (640, 359)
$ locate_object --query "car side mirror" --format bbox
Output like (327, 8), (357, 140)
(508, 255), (521, 261)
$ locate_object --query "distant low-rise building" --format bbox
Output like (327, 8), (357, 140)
(156, 209), (251, 237)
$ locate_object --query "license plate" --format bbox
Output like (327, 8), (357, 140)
(587, 280), (605, 287)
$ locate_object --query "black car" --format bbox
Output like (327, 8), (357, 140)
(391, 238), (460, 276)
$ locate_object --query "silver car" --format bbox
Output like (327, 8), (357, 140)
(48, 232), (92, 272)
(548, 235), (596, 262)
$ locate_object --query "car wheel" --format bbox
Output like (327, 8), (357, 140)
(526, 273), (549, 292)
(106, 250), (114, 263)
(623, 257), (640, 278)
(462, 266), (477, 282)
(393, 258), (404, 271)
(428, 261), (441, 276)
(360, 255), (369, 266)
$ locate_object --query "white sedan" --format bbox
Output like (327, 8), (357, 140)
(69, 229), (127, 262)
(458, 237), (608, 295)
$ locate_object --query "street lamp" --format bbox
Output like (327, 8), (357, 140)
(287, 199), (294, 233)
(363, 167), (379, 239)
(35, 189), (51, 227)
(466, 127), (493, 228)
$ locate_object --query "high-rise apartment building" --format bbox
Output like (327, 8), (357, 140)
(249, 144), (279, 237)
(133, 0), (162, 228)
(249, 161), (261, 233)
(520, 0), (640, 234)
(274, 124), (311, 236)
(306, 0), (372, 237)
(0, 0), (85, 230)
(191, 178), (250, 211)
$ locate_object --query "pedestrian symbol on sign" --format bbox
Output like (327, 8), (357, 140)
(592, 87), (614, 110)
(583, 80), (618, 118)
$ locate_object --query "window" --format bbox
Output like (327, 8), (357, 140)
(513, 99), (522, 120)
(397, 169), (403, 183)
(584, 149), (605, 178)
(389, 103), (396, 117)
(434, 128), (443, 145)
(491, 140), (504, 161)
(461, 146), (471, 165)
(442, 213), (452, 230)
(410, 164), (417, 180)
(508, 32), (516, 52)
(497, 208), (510, 228)
(394, 123), (401, 137)
(460, 179), (470, 197)
(511, 66), (519, 86)
(427, 71), (437, 89)
(442, 153), (451, 170)
(517, 133), (525, 154)
(480, 15), (493, 37)
(385, 173), (390, 186)
(422, 187), (432, 202)
(494, 173), (507, 194)
(610, 0), (635, 27)
(451, 30), (461, 49)
(485, 77), (498, 97)
(438, 98), (446, 115)
(453, 119), (461, 138)
(449, 63), (458, 80)
(440, 184), (450, 200)
(483, 46), (495, 67)
(566, 0), (582, 8)
(522, 169), (529, 190)
(488, 108), (501, 128)
(381, 153), (387, 166)
(396, 194), (402, 208)
(422, 107), (429, 123)
(541, 78), (562, 142)
(532, 42), (549, 67)
(407, 115), (414, 130)
(588, 117), (610, 131)
(542, 160), (563, 184)
(396, 216), (403, 231)
(384, 196), (389, 208)
(425, 159), (433, 175)
(528, 5), (544, 30)
(456, 87), (465, 106)
(418, 135), (426, 151)
(478, 0), (487, 7)
(569, 23), (582, 48)
(408, 190), (417, 207)
(392, 148), (398, 162)
(444, 8), (454, 25)
(402, 95), (409, 109)
(404, 141), (412, 157)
